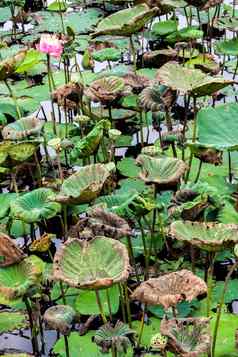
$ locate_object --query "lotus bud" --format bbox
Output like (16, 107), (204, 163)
(43, 305), (76, 335)
(109, 129), (121, 141)
(48, 137), (61, 152)
(150, 332), (168, 351)
(81, 49), (94, 70)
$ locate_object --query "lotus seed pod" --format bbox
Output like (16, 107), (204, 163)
(44, 305), (76, 335)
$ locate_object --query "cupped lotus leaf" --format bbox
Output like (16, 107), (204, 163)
(0, 255), (43, 300)
(92, 4), (158, 37)
(2, 116), (44, 140)
(70, 120), (110, 161)
(190, 103), (238, 151)
(0, 49), (27, 81)
(85, 76), (125, 105)
(139, 83), (175, 111)
(44, 305), (76, 335)
(10, 188), (61, 224)
(94, 321), (135, 353)
(170, 220), (238, 252)
(92, 48), (121, 62)
(52, 82), (83, 110)
(53, 237), (130, 289)
(215, 38), (238, 56)
(160, 317), (211, 356)
(56, 163), (115, 204)
(215, 16), (238, 32)
(0, 233), (25, 267)
(122, 72), (150, 94)
(131, 270), (207, 309)
(0, 311), (27, 334)
(156, 61), (233, 97)
(136, 154), (187, 187)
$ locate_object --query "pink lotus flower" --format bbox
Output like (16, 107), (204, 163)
(37, 34), (63, 58)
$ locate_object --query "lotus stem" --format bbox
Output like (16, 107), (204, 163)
(233, 57), (238, 79)
(47, 54), (57, 135)
(111, 344), (117, 357)
(4, 79), (21, 119)
(185, 96), (197, 182)
(119, 283), (127, 324)
(139, 111), (144, 147)
(206, 252), (216, 318)
(57, 0), (66, 34)
(64, 335), (70, 357)
(228, 151), (232, 183)
(34, 152), (42, 185)
(23, 297), (40, 356)
(123, 282), (132, 328)
(106, 288), (112, 321)
(138, 219), (149, 280)
(95, 289), (107, 324)
(129, 36), (136, 72)
(212, 260), (238, 356)
(127, 235), (140, 283)
(60, 281), (67, 305)
(63, 205), (68, 240)
(194, 160), (203, 183)
(137, 304), (146, 347)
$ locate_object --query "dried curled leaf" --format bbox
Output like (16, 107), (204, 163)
(0, 233), (25, 267)
(160, 317), (211, 356)
(131, 270), (207, 309)
(52, 82), (83, 109)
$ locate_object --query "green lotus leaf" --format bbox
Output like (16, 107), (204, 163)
(0, 192), (17, 219)
(170, 220), (238, 251)
(166, 26), (203, 43)
(70, 120), (110, 161)
(0, 255), (43, 300)
(156, 61), (233, 97)
(92, 4), (158, 37)
(160, 317), (211, 355)
(44, 305), (76, 335)
(2, 116), (44, 140)
(189, 103), (238, 151)
(185, 53), (220, 74)
(56, 163), (115, 204)
(215, 38), (238, 56)
(53, 237), (130, 289)
(152, 20), (177, 37)
(136, 154), (187, 187)
(0, 311), (27, 334)
(8, 142), (38, 164)
(10, 188), (61, 224)
(92, 48), (121, 62)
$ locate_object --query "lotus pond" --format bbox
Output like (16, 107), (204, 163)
(2, 0), (238, 356)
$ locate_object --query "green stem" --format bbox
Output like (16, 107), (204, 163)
(119, 283), (127, 324)
(129, 36), (136, 71)
(95, 289), (107, 324)
(123, 282), (132, 328)
(212, 260), (238, 356)
(47, 54), (57, 135)
(64, 335), (70, 357)
(23, 297), (39, 356)
(138, 219), (149, 280)
(185, 96), (197, 182)
(127, 236), (140, 283)
(137, 305), (146, 347)
(106, 288), (112, 321)
(4, 79), (21, 119)
(206, 252), (216, 318)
